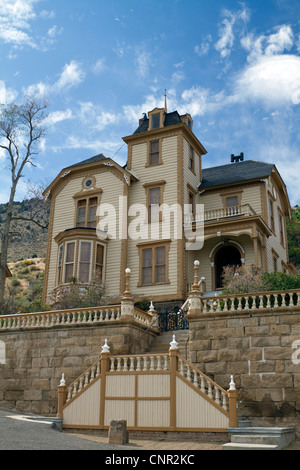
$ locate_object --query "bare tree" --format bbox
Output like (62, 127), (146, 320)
(0, 97), (48, 307)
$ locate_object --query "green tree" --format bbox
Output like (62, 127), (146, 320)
(286, 206), (300, 269)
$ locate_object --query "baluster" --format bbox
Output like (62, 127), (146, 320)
(96, 361), (101, 376)
(179, 359), (184, 375)
(136, 356), (141, 371)
(72, 382), (78, 397)
(156, 355), (162, 371)
(208, 382), (213, 399)
(194, 371), (200, 388)
(91, 365), (96, 380)
(164, 356), (168, 371)
(117, 357), (122, 372)
(222, 392), (228, 411)
(186, 365), (191, 381)
(67, 388), (72, 402)
(130, 357), (135, 371)
(200, 375), (205, 393)
(150, 356), (155, 371)
(122, 357), (128, 371)
(84, 372), (89, 386)
(274, 293), (279, 308)
(78, 376), (84, 392)
(215, 388), (220, 405)
(109, 358), (115, 372)
(142, 356), (148, 371)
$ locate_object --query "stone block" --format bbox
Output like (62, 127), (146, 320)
(108, 420), (129, 445)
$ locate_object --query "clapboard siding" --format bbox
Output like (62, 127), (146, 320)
(46, 171), (125, 301)
(127, 136), (179, 298)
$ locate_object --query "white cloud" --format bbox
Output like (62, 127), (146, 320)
(235, 54), (300, 107)
(44, 109), (73, 126)
(0, 81), (18, 104)
(0, 0), (40, 49)
(215, 4), (250, 58)
(242, 25), (294, 63)
(55, 61), (85, 91)
(92, 58), (106, 75)
(24, 60), (86, 98)
(135, 48), (152, 79)
(47, 25), (63, 38)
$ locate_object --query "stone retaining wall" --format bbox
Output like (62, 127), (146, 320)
(187, 308), (300, 438)
(0, 321), (156, 416)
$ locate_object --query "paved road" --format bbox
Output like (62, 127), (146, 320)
(0, 408), (133, 451)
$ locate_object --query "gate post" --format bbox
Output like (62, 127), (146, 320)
(100, 340), (111, 427)
(228, 375), (239, 428)
(169, 335), (179, 429)
(57, 373), (67, 419)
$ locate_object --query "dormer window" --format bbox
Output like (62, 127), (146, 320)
(148, 108), (165, 130)
(151, 113), (160, 129)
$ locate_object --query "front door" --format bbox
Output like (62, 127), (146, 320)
(215, 245), (241, 289)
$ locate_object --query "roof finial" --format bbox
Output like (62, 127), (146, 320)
(164, 89), (167, 112)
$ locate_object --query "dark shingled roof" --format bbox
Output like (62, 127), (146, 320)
(134, 111), (183, 134)
(66, 153), (108, 169)
(199, 160), (274, 189)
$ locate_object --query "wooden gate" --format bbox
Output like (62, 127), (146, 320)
(57, 340), (238, 433)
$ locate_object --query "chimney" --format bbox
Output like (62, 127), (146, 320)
(231, 152), (244, 163)
(139, 113), (147, 126)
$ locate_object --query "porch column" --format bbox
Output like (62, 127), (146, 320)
(252, 237), (259, 268)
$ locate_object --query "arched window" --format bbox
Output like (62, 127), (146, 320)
(214, 245), (242, 289)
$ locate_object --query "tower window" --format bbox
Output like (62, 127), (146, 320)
(149, 140), (159, 165)
(151, 113), (160, 129)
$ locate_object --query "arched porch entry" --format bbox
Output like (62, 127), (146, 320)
(214, 244), (242, 289)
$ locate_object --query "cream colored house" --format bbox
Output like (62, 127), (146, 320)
(42, 105), (291, 306)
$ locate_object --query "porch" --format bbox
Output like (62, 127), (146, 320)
(185, 204), (272, 292)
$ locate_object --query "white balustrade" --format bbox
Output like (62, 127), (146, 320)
(178, 358), (229, 411)
(109, 354), (169, 373)
(202, 289), (300, 314)
(66, 358), (101, 402)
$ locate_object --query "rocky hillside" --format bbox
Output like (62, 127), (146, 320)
(0, 198), (50, 262)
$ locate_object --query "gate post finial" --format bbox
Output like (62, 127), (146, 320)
(170, 335), (178, 350)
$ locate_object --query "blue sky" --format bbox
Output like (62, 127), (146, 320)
(1, 0), (300, 205)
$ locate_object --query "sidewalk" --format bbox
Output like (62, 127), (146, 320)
(64, 432), (224, 450)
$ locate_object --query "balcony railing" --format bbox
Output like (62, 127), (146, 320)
(184, 204), (256, 225)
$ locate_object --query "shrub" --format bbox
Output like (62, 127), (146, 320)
(262, 272), (300, 291)
(222, 265), (270, 294)
(222, 265), (300, 295)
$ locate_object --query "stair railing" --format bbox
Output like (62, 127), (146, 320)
(132, 310), (160, 354)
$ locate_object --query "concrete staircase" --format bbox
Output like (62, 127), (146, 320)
(223, 427), (295, 450)
(147, 329), (190, 360)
